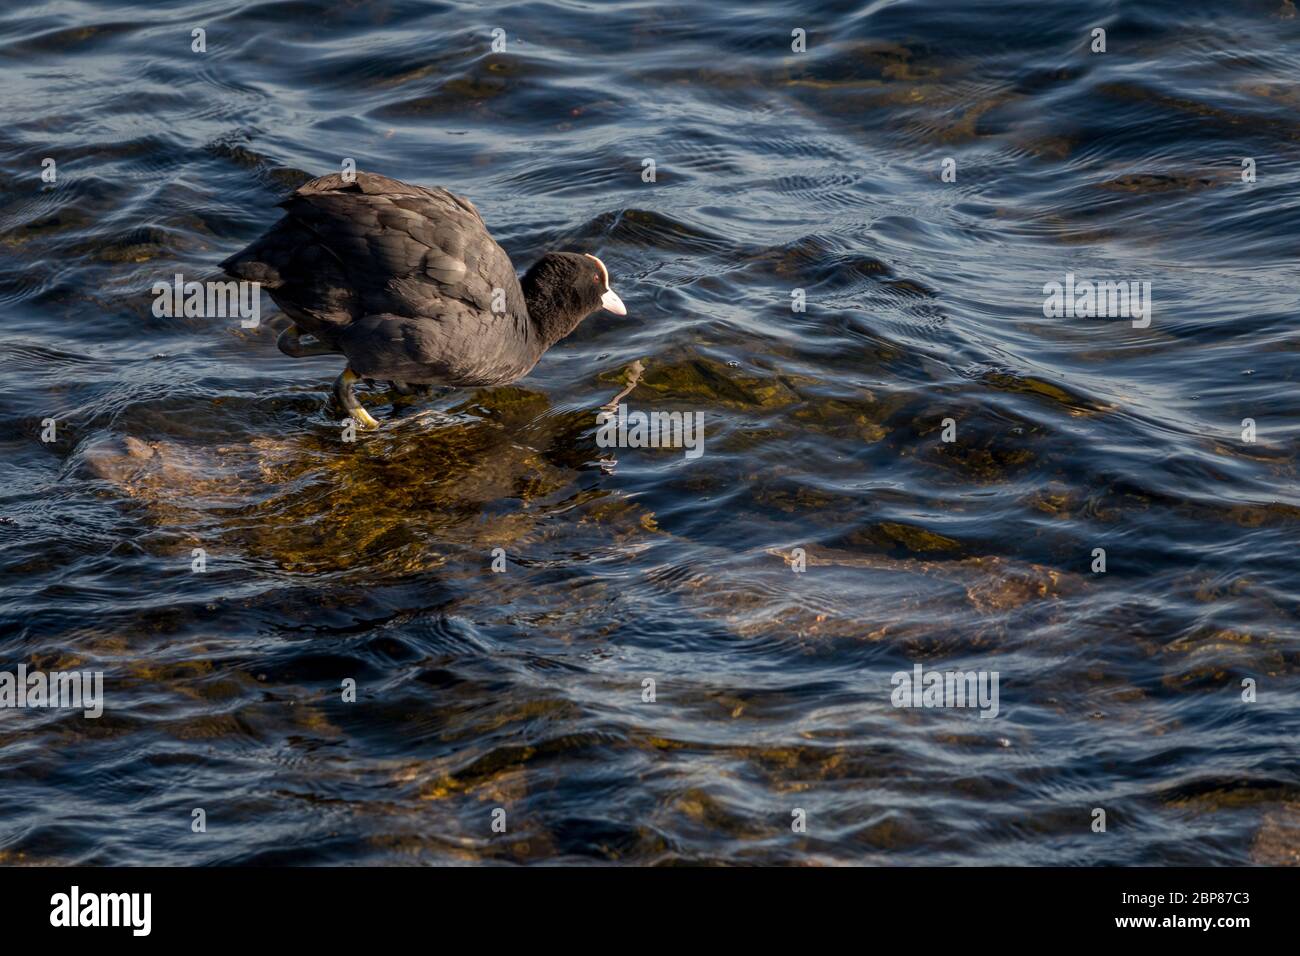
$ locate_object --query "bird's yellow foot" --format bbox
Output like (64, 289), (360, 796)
(334, 367), (380, 430)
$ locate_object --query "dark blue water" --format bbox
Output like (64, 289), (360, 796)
(1, 0), (1298, 865)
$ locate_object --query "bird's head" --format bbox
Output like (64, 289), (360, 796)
(522, 251), (626, 345)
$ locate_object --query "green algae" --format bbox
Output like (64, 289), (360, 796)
(876, 521), (961, 553)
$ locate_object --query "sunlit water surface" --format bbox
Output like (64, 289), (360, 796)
(1, 0), (1299, 864)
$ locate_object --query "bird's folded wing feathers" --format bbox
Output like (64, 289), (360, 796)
(275, 173), (523, 322)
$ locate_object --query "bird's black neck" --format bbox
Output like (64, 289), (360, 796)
(521, 273), (588, 351)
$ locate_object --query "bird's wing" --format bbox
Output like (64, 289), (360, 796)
(272, 172), (526, 323)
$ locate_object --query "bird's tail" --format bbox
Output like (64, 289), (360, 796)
(219, 238), (285, 289)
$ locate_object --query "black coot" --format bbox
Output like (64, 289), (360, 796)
(221, 172), (626, 428)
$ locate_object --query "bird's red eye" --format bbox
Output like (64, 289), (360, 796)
(593, 274), (601, 284)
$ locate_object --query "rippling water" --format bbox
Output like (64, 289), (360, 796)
(2, 0), (1298, 865)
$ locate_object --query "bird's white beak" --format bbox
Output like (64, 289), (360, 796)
(601, 288), (627, 315)
(585, 253), (628, 316)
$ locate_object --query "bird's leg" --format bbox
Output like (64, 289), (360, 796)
(278, 325), (336, 358)
(602, 360), (645, 412)
(596, 361), (645, 475)
(334, 367), (380, 430)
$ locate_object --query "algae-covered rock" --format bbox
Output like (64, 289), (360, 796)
(640, 355), (800, 409)
(876, 521), (961, 553)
